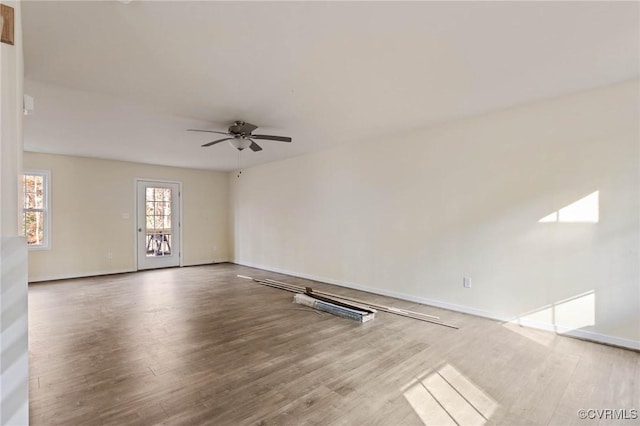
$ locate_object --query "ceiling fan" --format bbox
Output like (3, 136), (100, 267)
(188, 121), (292, 152)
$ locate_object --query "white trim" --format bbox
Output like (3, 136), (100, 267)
(28, 268), (136, 283)
(555, 327), (640, 350)
(233, 260), (640, 351)
(132, 178), (138, 269)
(22, 169), (51, 250)
(28, 261), (229, 283)
(179, 182), (183, 267)
(184, 259), (229, 267)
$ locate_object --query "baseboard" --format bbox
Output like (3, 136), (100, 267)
(183, 259), (230, 267)
(553, 325), (639, 350)
(28, 260), (230, 283)
(28, 268), (137, 283)
(234, 260), (640, 351)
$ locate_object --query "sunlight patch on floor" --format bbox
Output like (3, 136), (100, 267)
(403, 364), (497, 425)
(503, 322), (556, 347)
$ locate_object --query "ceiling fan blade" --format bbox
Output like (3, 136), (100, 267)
(229, 121), (258, 135)
(188, 129), (230, 136)
(252, 134), (292, 142)
(202, 137), (234, 147)
(249, 140), (262, 152)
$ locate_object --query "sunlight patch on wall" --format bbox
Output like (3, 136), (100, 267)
(507, 290), (595, 344)
(539, 191), (599, 223)
(554, 291), (595, 330)
(403, 364), (498, 425)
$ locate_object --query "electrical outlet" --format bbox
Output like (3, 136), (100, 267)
(463, 276), (471, 288)
(107, 252), (113, 260)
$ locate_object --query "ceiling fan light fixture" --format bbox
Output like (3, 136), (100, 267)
(229, 137), (252, 151)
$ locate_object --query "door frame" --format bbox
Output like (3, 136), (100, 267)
(134, 178), (183, 270)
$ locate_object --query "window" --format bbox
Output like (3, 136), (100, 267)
(22, 170), (50, 249)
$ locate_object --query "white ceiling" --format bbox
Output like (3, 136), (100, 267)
(22, 1), (639, 171)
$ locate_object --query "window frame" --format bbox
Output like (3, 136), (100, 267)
(22, 169), (51, 250)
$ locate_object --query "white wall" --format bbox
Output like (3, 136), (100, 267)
(231, 80), (640, 349)
(0, 1), (29, 424)
(24, 153), (229, 282)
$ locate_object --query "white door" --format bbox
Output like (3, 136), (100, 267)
(137, 180), (181, 270)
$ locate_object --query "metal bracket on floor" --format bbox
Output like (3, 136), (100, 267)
(237, 275), (458, 329)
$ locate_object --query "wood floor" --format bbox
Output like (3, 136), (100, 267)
(29, 264), (639, 425)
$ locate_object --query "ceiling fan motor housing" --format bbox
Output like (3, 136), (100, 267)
(229, 121), (256, 136)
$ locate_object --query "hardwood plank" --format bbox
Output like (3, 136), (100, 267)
(28, 264), (639, 425)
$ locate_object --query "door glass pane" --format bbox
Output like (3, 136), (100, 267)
(145, 186), (172, 257)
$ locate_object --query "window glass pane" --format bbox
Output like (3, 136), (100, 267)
(34, 175), (44, 208)
(22, 172), (49, 247)
(146, 188), (154, 202)
(23, 175), (31, 209)
(24, 211), (44, 245)
(24, 175), (44, 209)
